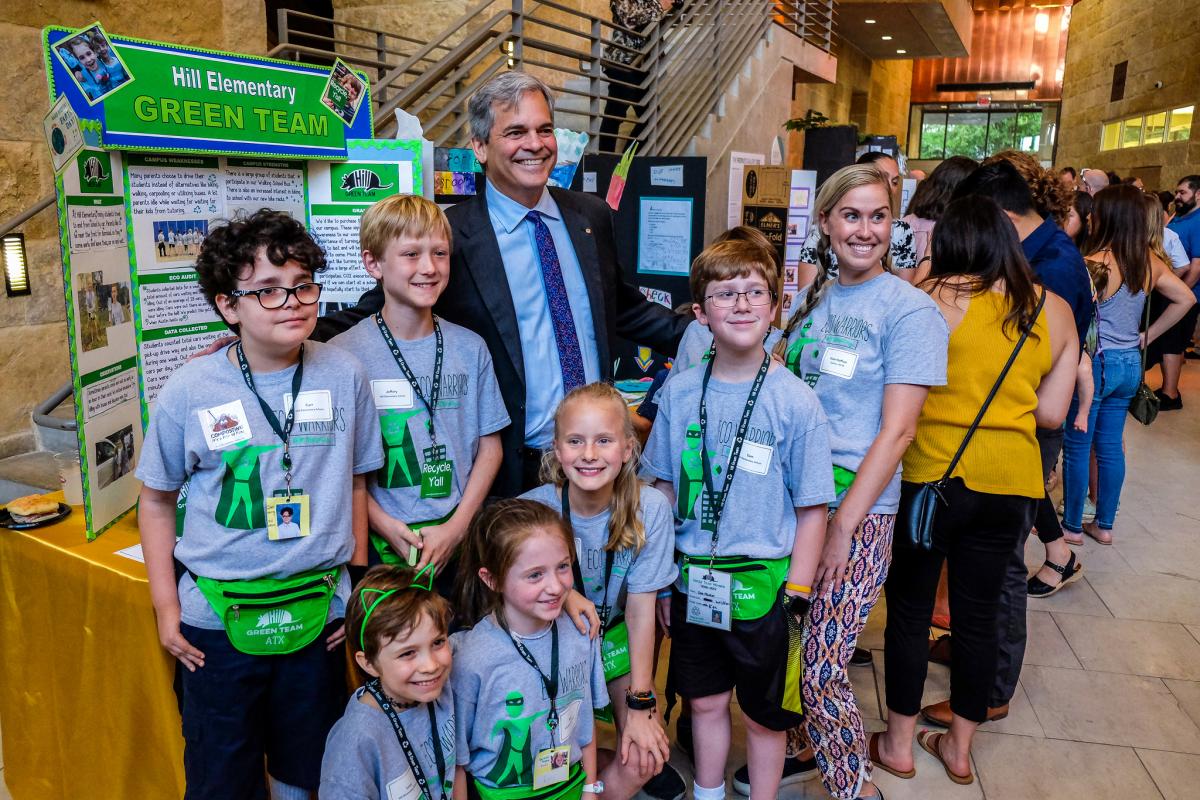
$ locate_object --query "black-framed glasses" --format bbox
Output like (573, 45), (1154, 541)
(704, 288), (775, 308)
(228, 282), (322, 309)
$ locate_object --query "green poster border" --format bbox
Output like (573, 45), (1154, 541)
(43, 25), (375, 160)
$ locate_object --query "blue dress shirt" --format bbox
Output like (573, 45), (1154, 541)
(485, 181), (601, 447)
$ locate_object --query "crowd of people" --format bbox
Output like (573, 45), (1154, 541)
(134, 70), (1199, 800)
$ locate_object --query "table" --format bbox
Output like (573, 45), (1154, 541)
(0, 492), (184, 799)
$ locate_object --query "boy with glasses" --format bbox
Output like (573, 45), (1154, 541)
(137, 209), (383, 800)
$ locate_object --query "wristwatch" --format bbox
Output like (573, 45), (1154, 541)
(784, 593), (811, 617)
(583, 781), (605, 794)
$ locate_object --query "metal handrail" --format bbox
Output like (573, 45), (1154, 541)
(0, 194), (55, 239)
(33, 381), (75, 432)
(270, 0), (835, 153)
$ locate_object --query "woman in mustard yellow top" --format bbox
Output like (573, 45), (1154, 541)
(871, 196), (1077, 787)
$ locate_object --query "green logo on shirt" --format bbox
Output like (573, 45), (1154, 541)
(215, 443), (280, 529)
(486, 690), (548, 787)
(378, 409), (425, 489)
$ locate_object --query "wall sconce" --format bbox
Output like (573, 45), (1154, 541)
(3, 233), (30, 297)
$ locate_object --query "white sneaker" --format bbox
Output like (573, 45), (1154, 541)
(1057, 498), (1096, 523)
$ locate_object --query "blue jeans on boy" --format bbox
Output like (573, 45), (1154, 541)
(1061, 348), (1141, 532)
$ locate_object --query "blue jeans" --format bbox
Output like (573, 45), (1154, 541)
(1061, 348), (1141, 531)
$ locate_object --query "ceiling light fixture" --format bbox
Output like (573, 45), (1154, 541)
(865, 18), (876, 23)
(897, 49), (907, 54)
(881, 35), (893, 40)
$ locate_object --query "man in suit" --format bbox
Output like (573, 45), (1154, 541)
(314, 71), (688, 497)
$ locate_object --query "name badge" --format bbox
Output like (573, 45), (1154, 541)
(533, 746), (571, 789)
(385, 771), (422, 800)
(819, 347), (859, 380)
(283, 389), (333, 422)
(199, 399), (252, 451)
(738, 441), (773, 476)
(371, 379), (414, 409)
(686, 567), (732, 631)
(266, 492), (310, 540)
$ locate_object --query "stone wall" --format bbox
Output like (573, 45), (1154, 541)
(0, 3), (266, 454)
(1057, 0), (1200, 190)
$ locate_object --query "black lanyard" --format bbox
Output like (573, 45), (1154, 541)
(235, 342), (304, 487)
(499, 616), (561, 742)
(364, 679), (447, 800)
(698, 353), (770, 560)
(561, 485), (617, 630)
(375, 314), (443, 444)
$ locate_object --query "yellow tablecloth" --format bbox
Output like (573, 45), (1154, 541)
(0, 493), (184, 799)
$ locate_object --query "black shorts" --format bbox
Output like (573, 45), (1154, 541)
(177, 619), (346, 799)
(668, 588), (803, 731)
(1148, 293), (1200, 360)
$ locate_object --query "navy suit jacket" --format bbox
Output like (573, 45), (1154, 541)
(313, 184), (688, 496)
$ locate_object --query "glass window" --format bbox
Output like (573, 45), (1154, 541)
(919, 112), (947, 159)
(1144, 112), (1167, 145)
(1169, 106), (1194, 142)
(987, 112), (1017, 154)
(1101, 121), (1121, 151)
(1016, 112), (1042, 152)
(1121, 116), (1143, 148)
(945, 111), (989, 160)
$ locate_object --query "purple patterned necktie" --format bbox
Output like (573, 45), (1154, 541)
(527, 210), (586, 393)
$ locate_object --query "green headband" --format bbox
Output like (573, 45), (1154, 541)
(357, 563), (438, 651)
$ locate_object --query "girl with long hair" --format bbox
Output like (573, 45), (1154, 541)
(902, 155), (979, 283)
(1061, 186), (1194, 544)
(453, 500), (609, 799)
(875, 195), (1078, 786)
(523, 382), (679, 800)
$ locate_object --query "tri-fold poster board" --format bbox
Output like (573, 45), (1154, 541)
(44, 24), (420, 538)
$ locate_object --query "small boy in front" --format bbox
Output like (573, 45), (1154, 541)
(328, 194), (508, 580)
(642, 238), (835, 800)
(137, 210), (384, 800)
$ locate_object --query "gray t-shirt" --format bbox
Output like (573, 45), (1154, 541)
(136, 341), (384, 629)
(320, 685), (457, 800)
(783, 272), (948, 514)
(670, 319), (785, 375)
(329, 317), (510, 525)
(520, 483), (678, 615)
(450, 614), (608, 789)
(798, 219), (918, 273)
(642, 364), (835, 563)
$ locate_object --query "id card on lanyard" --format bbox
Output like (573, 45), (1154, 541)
(687, 353), (770, 631)
(364, 679), (448, 800)
(499, 617), (569, 789)
(235, 343), (310, 530)
(374, 314), (455, 499)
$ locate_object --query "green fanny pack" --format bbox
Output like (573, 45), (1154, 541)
(680, 554), (790, 621)
(833, 465), (857, 498)
(473, 762), (584, 800)
(193, 567), (339, 656)
(370, 507), (456, 565)
(601, 616), (631, 682)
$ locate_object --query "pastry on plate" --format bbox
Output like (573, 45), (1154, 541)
(6, 494), (60, 524)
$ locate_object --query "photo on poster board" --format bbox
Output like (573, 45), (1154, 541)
(151, 220), (209, 263)
(52, 23), (133, 105)
(321, 58), (367, 127)
(94, 425), (135, 489)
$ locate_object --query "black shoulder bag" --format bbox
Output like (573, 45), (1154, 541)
(1128, 295), (1159, 425)
(900, 289), (1047, 550)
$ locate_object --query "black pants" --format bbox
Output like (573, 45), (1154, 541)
(884, 479), (1036, 723)
(990, 425), (1063, 706)
(599, 64), (647, 153)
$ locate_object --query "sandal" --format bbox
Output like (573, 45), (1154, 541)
(917, 730), (974, 785)
(1083, 523), (1113, 546)
(868, 732), (915, 779)
(1027, 552), (1083, 598)
(1063, 530), (1084, 547)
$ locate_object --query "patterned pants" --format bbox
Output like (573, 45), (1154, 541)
(791, 513), (895, 800)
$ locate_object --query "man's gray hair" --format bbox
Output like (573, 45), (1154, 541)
(467, 71), (556, 142)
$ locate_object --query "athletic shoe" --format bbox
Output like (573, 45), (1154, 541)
(1155, 388), (1183, 410)
(1057, 498), (1096, 523)
(732, 755), (818, 796)
(643, 763), (686, 800)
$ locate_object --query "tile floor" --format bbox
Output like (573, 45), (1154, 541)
(4, 372), (1199, 799)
